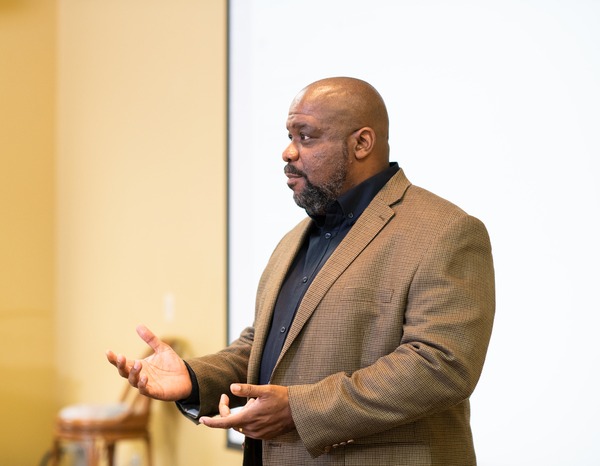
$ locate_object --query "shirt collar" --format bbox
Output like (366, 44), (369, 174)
(309, 162), (400, 225)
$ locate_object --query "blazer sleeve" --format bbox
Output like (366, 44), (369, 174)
(183, 325), (254, 417)
(288, 214), (495, 457)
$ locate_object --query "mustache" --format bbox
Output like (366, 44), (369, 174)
(284, 164), (307, 178)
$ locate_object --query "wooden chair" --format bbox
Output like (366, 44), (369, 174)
(48, 337), (183, 466)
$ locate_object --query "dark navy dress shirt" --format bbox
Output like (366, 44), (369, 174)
(258, 163), (399, 385)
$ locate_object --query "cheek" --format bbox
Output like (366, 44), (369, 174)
(301, 149), (331, 182)
(303, 161), (328, 186)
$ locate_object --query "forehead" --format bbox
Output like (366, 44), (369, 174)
(286, 112), (321, 132)
(286, 89), (336, 130)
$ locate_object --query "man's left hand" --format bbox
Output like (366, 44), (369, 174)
(200, 383), (295, 440)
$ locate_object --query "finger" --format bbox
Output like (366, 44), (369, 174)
(135, 324), (164, 353)
(116, 354), (128, 370)
(200, 410), (244, 429)
(112, 354), (133, 378)
(107, 351), (133, 376)
(218, 394), (231, 418)
(137, 372), (148, 392)
(128, 359), (142, 386)
(105, 350), (118, 366)
(231, 383), (265, 399)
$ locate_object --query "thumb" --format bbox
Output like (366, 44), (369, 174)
(135, 324), (163, 352)
(231, 383), (263, 398)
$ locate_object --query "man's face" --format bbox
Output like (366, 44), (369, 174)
(283, 94), (351, 216)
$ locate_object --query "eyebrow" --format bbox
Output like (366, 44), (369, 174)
(287, 122), (319, 133)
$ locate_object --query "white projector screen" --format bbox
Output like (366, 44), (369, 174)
(227, 1), (600, 462)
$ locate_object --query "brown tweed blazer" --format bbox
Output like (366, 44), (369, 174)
(188, 168), (495, 466)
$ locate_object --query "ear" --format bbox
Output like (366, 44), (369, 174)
(350, 127), (376, 160)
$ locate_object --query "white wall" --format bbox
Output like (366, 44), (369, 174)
(228, 1), (600, 464)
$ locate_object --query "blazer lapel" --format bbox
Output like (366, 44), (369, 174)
(275, 170), (411, 366)
(248, 218), (312, 383)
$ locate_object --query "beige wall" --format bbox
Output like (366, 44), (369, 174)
(56, 0), (240, 465)
(2, 0), (241, 464)
(0, 0), (58, 464)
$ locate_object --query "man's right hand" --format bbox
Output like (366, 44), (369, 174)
(106, 324), (192, 401)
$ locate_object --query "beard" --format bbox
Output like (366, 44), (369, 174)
(285, 147), (349, 216)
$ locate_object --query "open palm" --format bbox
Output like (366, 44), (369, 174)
(106, 325), (192, 401)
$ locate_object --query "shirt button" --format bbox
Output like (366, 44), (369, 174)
(348, 212), (354, 219)
(279, 326), (286, 333)
(324, 232), (332, 239)
(302, 276), (308, 283)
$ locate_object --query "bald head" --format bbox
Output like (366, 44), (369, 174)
(292, 77), (390, 160)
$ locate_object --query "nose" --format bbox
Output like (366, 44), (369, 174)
(282, 141), (299, 162)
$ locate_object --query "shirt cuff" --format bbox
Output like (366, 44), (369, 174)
(175, 360), (201, 423)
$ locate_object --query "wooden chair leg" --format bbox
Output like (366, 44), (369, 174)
(47, 440), (62, 466)
(84, 439), (100, 466)
(147, 437), (153, 466)
(107, 441), (116, 466)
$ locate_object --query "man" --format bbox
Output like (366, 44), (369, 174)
(107, 77), (495, 465)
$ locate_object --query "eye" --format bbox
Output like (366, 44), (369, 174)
(288, 133), (293, 141)
(299, 133), (310, 141)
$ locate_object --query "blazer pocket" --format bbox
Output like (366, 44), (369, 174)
(345, 442), (431, 466)
(339, 287), (394, 304)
